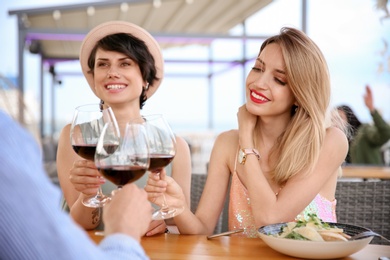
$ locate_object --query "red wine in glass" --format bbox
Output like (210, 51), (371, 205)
(72, 144), (96, 161)
(73, 144), (119, 161)
(98, 165), (147, 187)
(73, 144), (119, 160)
(95, 122), (150, 198)
(132, 114), (183, 220)
(149, 154), (174, 172)
(70, 104), (117, 208)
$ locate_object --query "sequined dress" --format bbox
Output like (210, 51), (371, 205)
(229, 157), (337, 238)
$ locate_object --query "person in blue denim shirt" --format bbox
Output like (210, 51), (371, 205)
(0, 111), (151, 259)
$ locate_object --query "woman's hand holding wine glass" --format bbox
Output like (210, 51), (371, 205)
(70, 103), (117, 208)
(146, 167), (187, 211)
(133, 114), (184, 220)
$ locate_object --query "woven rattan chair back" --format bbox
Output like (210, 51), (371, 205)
(335, 180), (390, 245)
(190, 174), (230, 234)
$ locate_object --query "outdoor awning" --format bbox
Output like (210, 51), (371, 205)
(8, 0), (277, 134)
(9, 0), (273, 62)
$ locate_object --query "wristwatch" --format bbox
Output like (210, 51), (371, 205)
(238, 148), (260, 165)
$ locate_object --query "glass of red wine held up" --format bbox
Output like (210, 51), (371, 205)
(95, 122), (150, 199)
(70, 103), (117, 208)
(132, 114), (184, 220)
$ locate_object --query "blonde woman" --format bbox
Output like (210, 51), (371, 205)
(146, 27), (348, 237)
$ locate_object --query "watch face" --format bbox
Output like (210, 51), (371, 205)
(238, 149), (245, 164)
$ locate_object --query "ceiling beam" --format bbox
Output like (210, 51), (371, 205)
(25, 28), (269, 42)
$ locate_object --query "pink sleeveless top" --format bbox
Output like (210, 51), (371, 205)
(229, 157), (337, 238)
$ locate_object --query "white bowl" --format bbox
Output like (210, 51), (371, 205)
(258, 222), (373, 259)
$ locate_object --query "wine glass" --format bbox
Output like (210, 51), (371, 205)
(70, 103), (117, 208)
(133, 114), (184, 220)
(95, 122), (150, 196)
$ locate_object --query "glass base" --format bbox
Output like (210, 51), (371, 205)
(82, 195), (110, 208)
(152, 206), (184, 220)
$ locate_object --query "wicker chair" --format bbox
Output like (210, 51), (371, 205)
(190, 174), (230, 234)
(335, 180), (390, 245)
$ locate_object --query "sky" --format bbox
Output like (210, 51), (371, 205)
(1, 0), (390, 138)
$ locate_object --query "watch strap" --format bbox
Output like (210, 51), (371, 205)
(239, 148), (260, 165)
(242, 148), (260, 159)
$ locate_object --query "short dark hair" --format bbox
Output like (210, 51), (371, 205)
(87, 33), (159, 109)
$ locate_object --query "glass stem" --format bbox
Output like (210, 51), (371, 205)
(154, 171), (170, 212)
(160, 194), (169, 212)
(96, 187), (104, 198)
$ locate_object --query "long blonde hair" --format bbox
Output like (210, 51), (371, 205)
(265, 27), (332, 184)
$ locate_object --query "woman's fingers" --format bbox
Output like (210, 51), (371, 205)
(145, 220), (167, 236)
(69, 173), (104, 184)
(73, 159), (96, 168)
(145, 173), (167, 189)
(69, 159), (104, 194)
(148, 171), (161, 181)
(144, 182), (166, 192)
(74, 185), (99, 195)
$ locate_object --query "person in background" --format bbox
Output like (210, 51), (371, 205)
(56, 21), (191, 235)
(0, 110), (151, 259)
(337, 85), (390, 165)
(146, 27), (348, 237)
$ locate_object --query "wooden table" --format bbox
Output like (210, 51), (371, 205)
(341, 165), (390, 179)
(88, 231), (390, 259)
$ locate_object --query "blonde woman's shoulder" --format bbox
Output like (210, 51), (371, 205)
(326, 126), (348, 142)
(216, 129), (238, 141)
(213, 129), (239, 151)
(324, 126), (349, 161)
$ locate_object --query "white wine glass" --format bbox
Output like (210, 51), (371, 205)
(95, 122), (150, 196)
(133, 114), (184, 220)
(70, 103), (117, 208)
